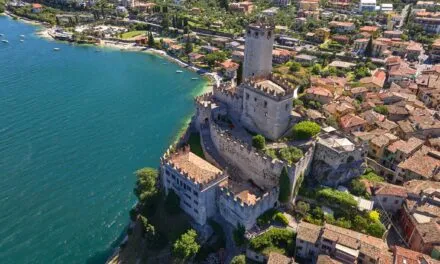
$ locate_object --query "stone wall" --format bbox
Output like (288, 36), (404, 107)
(218, 186), (278, 229)
(287, 145), (315, 199)
(209, 121), (284, 189)
(243, 25), (274, 79)
(213, 86), (243, 118)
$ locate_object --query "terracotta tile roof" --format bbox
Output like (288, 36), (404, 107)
(297, 221), (322, 244)
(404, 180), (440, 195)
(168, 148), (223, 185)
(272, 48), (292, 57)
(340, 114), (367, 129)
(392, 246), (440, 264)
(387, 137), (424, 154)
(219, 59), (239, 70)
(360, 70), (386, 88)
(351, 86), (369, 94)
(371, 134), (391, 147)
(329, 21), (355, 27)
(32, 3), (42, 8)
(305, 87), (333, 97)
(361, 109), (385, 124)
(360, 26), (379, 32)
(267, 252), (295, 264)
(316, 254), (343, 264)
(375, 119), (398, 131)
(374, 183), (408, 197)
(416, 221), (440, 244)
(398, 146), (440, 180)
(387, 105), (409, 115)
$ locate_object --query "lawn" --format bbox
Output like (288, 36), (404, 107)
(187, 132), (205, 159)
(120, 30), (147, 39)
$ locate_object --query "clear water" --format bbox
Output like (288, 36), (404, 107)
(0, 16), (206, 264)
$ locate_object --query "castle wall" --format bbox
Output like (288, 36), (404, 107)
(213, 87), (243, 118)
(287, 145), (315, 199)
(241, 85), (293, 140)
(218, 187), (278, 229)
(209, 121), (284, 189)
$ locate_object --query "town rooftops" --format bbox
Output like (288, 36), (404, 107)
(328, 60), (356, 69)
(219, 59), (239, 71)
(297, 221), (322, 244)
(392, 246), (440, 264)
(387, 137), (424, 154)
(360, 70), (386, 88)
(329, 21), (355, 27)
(340, 114), (367, 129)
(165, 146), (224, 186)
(404, 180), (440, 196)
(374, 183), (408, 198)
(360, 25), (379, 32)
(398, 146), (440, 180)
(318, 133), (356, 152)
(32, 3), (42, 8)
(267, 252), (295, 264)
(305, 87), (333, 97)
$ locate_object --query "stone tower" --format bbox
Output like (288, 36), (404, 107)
(243, 22), (275, 80)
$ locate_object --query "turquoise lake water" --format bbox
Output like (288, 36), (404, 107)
(0, 16), (206, 263)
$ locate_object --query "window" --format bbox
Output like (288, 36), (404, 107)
(382, 197), (388, 203)
(194, 209), (198, 214)
(167, 179), (170, 184)
(185, 193), (191, 199)
(172, 174), (176, 180)
(165, 170), (170, 176)
(264, 101), (267, 108)
(285, 104), (289, 110)
(394, 200), (399, 204)
(194, 200), (198, 205)
(246, 93), (249, 100)
(184, 201), (192, 208)
(193, 190), (198, 197)
(254, 97), (257, 102)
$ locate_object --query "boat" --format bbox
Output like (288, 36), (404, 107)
(0, 34), (3, 37)
(191, 77), (199, 80)
(176, 70), (183, 73)
(53, 48), (60, 51)
(20, 35), (25, 38)
(20, 40), (24, 42)
(1, 40), (8, 43)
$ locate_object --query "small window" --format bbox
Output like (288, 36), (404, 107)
(394, 200), (399, 204)
(383, 197), (388, 203)
(254, 97), (257, 102)
(194, 200), (198, 205)
(264, 101), (267, 108)
(194, 209), (198, 214)
(193, 190), (198, 197)
(246, 93), (250, 100)
(172, 174), (176, 180)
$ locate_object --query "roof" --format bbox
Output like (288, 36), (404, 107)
(387, 137), (424, 154)
(167, 148), (223, 185)
(329, 21), (355, 28)
(219, 59), (239, 71)
(297, 221), (322, 244)
(32, 3), (42, 8)
(295, 54), (317, 61)
(398, 146), (440, 180)
(328, 60), (356, 69)
(360, 70), (386, 88)
(360, 26), (379, 32)
(316, 255), (343, 264)
(305, 87), (333, 97)
(393, 246), (440, 264)
(267, 252), (295, 264)
(404, 180), (440, 196)
(340, 114), (367, 129)
(256, 80), (285, 93)
(374, 183), (407, 198)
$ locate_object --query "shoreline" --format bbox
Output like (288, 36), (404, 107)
(3, 11), (218, 95)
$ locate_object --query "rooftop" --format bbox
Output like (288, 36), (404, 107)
(387, 137), (424, 154)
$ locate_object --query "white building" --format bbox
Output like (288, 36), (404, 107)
(359, 0), (377, 12)
(161, 146), (228, 226)
(243, 22), (274, 80)
(381, 3), (393, 12)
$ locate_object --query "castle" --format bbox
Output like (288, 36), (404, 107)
(160, 21), (366, 231)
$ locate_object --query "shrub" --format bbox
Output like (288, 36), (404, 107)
(373, 105), (388, 115)
(249, 228), (295, 256)
(316, 188), (357, 208)
(366, 222), (386, 238)
(361, 171), (384, 183)
(289, 62), (301, 72)
(295, 201), (310, 217)
(279, 147), (303, 164)
(292, 121), (321, 140)
(350, 179), (367, 197)
(252, 134), (266, 150)
(368, 210), (380, 222)
(274, 212), (289, 226)
(173, 229), (200, 260)
(257, 208), (278, 226)
(293, 98), (304, 107)
(231, 255), (246, 264)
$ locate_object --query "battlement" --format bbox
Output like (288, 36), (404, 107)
(248, 21), (275, 32)
(195, 92), (214, 109)
(211, 121), (284, 168)
(161, 145), (227, 190)
(213, 83), (242, 99)
(243, 74), (296, 101)
(219, 183), (277, 208)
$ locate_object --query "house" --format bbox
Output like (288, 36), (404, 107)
(304, 87), (334, 104)
(201, 45), (220, 54)
(350, 86), (369, 100)
(296, 222), (390, 263)
(354, 38), (370, 54)
(380, 3), (393, 12)
(360, 70), (387, 91)
(329, 21), (356, 33)
(219, 59), (239, 80)
(188, 52), (204, 63)
(168, 44), (184, 56)
(430, 39), (440, 62)
(395, 146), (440, 182)
(272, 49), (292, 64)
(371, 182), (407, 213)
(299, 0), (319, 11)
(31, 3), (43, 13)
(328, 60), (355, 70)
(339, 114), (367, 133)
(231, 51), (244, 62)
(267, 252), (295, 264)
(368, 133), (396, 161)
(387, 104), (410, 121)
(383, 30), (403, 39)
(295, 54), (317, 66)
(360, 26), (380, 34)
(229, 1), (254, 14)
(331, 35), (350, 45)
(211, 37), (229, 48)
(384, 137), (425, 172)
(360, 0), (377, 12)
(414, 11), (440, 34)
(161, 146), (228, 226)
(390, 246), (440, 264)
(162, 38), (177, 49)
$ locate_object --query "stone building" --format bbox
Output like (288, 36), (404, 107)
(243, 22), (275, 79)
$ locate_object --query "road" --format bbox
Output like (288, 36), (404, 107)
(398, 4), (411, 28)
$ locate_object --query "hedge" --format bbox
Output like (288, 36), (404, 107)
(316, 188), (357, 208)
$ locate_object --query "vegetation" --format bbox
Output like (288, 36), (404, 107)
(173, 229), (200, 261)
(0, 0), (5, 13)
(316, 188), (357, 208)
(165, 189), (181, 215)
(204, 51), (227, 68)
(140, 215), (167, 249)
(187, 132), (205, 159)
(278, 167), (291, 203)
(252, 134), (266, 150)
(361, 169), (385, 183)
(147, 31), (155, 47)
(134, 167), (159, 206)
(279, 147), (304, 164)
(273, 212), (289, 226)
(11, 5), (59, 25)
(249, 228), (295, 256)
(120, 30), (146, 39)
(365, 36), (373, 57)
(231, 255), (246, 264)
(233, 223), (246, 246)
(374, 105), (388, 115)
(292, 121), (321, 140)
(295, 201), (310, 217)
(257, 208), (288, 227)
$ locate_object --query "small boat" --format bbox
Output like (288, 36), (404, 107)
(191, 77), (199, 80)
(1, 40), (8, 43)
(176, 70), (183, 73)
(20, 40), (24, 42)
(0, 34), (3, 37)
(53, 48), (60, 51)
(20, 35), (25, 38)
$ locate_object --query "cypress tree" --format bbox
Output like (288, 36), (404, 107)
(365, 36), (373, 57)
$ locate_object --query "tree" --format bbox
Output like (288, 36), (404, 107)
(292, 121), (321, 140)
(219, 0), (229, 10)
(237, 62), (243, 85)
(252, 135), (266, 150)
(278, 167), (291, 203)
(233, 224), (246, 246)
(279, 147), (303, 164)
(295, 201), (310, 217)
(350, 179), (367, 197)
(184, 35), (193, 58)
(173, 229), (200, 261)
(353, 215), (368, 232)
(165, 189), (181, 215)
(289, 62), (301, 72)
(231, 255), (246, 264)
(367, 222), (385, 238)
(204, 51), (227, 68)
(311, 206), (324, 219)
(148, 31), (155, 47)
(134, 168), (158, 203)
(368, 210), (380, 222)
(365, 36), (373, 57)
